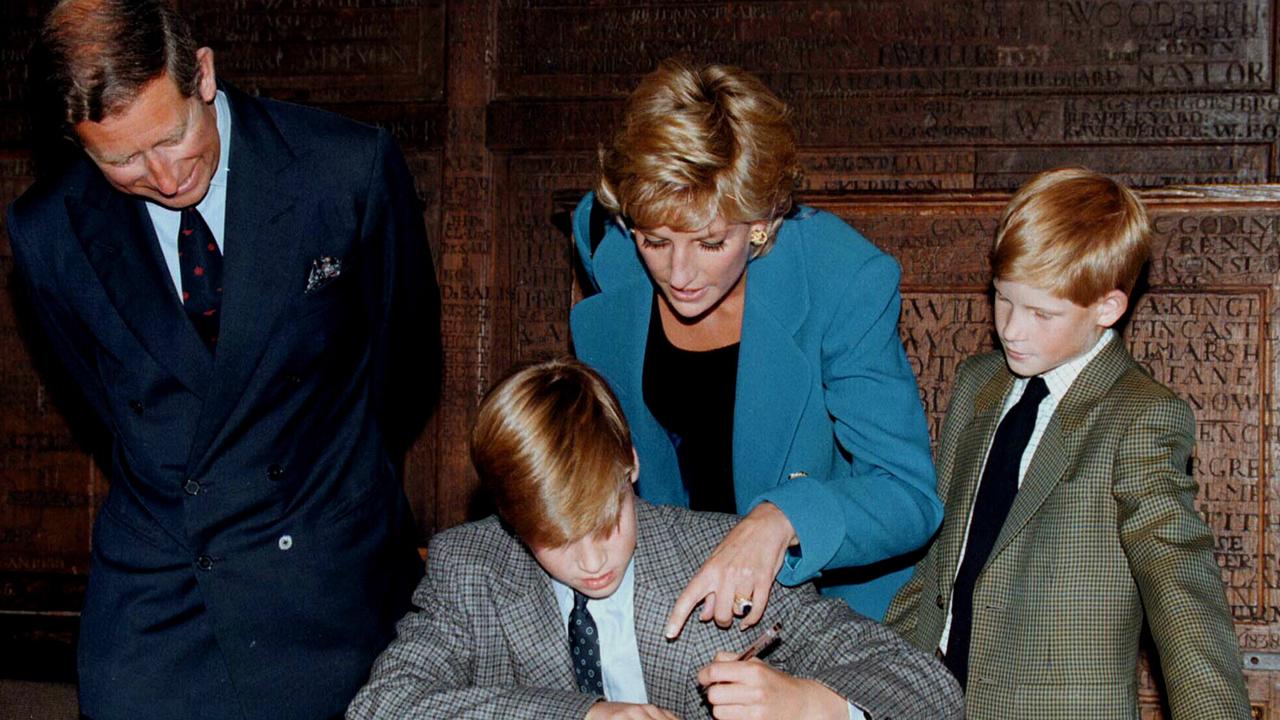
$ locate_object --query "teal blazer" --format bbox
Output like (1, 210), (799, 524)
(570, 193), (941, 618)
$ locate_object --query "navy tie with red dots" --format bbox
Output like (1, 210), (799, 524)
(178, 207), (223, 352)
(568, 591), (604, 695)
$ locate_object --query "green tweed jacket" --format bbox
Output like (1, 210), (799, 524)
(885, 337), (1250, 719)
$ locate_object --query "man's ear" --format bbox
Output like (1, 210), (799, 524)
(194, 47), (217, 103)
(1094, 289), (1129, 329)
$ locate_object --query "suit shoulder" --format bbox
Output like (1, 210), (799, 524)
(638, 502), (735, 562)
(8, 157), (95, 225)
(1103, 360), (1191, 427)
(425, 516), (520, 581)
(256, 96), (386, 165)
(783, 207), (887, 270)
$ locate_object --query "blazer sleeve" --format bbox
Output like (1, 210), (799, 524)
(1113, 394), (1250, 719)
(5, 205), (114, 430)
(346, 537), (600, 720)
(362, 129), (441, 456)
(757, 249), (942, 579)
(765, 581), (962, 719)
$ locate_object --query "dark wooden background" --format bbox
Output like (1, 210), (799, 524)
(0, 1), (1276, 715)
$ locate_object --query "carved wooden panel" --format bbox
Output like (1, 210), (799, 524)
(1, 0), (1278, 713)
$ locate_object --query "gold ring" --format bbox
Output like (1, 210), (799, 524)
(733, 596), (753, 615)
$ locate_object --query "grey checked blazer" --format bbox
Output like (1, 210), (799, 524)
(349, 499), (961, 719)
(886, 338), (1249, 719)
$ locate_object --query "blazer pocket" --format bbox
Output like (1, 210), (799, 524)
(294, 274), (351, 322)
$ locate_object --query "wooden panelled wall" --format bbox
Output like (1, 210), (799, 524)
(0, 0), (1276, 714)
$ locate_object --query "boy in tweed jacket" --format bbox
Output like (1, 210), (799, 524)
(350, 358), (961, 719)
(885, 167), (1249, 719)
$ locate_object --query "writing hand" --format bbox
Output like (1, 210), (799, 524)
(664, 503), (795, 638)
(696, 653), (846, 720)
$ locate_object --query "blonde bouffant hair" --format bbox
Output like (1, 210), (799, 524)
(596, 57), (800, 256)
(993, 167), (1150, 306)
(470, 358), (636, 549)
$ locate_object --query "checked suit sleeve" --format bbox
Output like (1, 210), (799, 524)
(346, 534), (600, 719)
(764, 581), (963, 719)
(1113, 394), (1250, 719)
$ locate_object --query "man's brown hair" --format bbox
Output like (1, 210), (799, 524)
(38, 0), (201, 127)
(992, 167), (1150, 306)
(471, 358), (636, 549)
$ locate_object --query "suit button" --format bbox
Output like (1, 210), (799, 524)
(285, 374), (303, 385)
(128, 400), (144, 415)
(935, 594), (945, 609)
(266, 463), (284, 481)
(195, 555), (214, 571)
(278, 535), (293, 551)
(183, 480), (201, 496)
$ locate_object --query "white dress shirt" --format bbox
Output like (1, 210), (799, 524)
(940, 329), (1116, 652)
(145, 89), (232, 296)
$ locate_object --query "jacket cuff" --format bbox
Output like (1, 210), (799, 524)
(751, 478), (846, 585)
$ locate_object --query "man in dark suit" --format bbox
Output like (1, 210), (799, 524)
(348, 359), (961, 719)
(6, 2), (439, 718)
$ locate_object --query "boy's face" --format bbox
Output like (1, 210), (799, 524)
(529, 489), (638, 599)
(993, 278), (1125, 377)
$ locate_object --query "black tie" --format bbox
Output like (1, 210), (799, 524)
(945, 376), (1049, 688)
(568, 591), (604, 695)
(178, 207), (223, 352)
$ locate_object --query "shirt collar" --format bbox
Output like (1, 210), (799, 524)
(1035, 328), (1116, 400)
(551, 557), (637, 621)
(209, 89), (231, 189)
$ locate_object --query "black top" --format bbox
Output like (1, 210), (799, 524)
(642, 297), (740, 514)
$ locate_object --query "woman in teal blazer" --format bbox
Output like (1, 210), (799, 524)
(570, 58), (940, 623)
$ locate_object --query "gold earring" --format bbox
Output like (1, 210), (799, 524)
(749, 228), (768, 246)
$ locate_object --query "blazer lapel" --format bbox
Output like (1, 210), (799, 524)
(732, 237), (810, 503)
(187, 86), (303, 469)
(490, 542), (579, 692)
(583, 284), (690, 506)
(68, 171), (213, 395)
(938, 369), (1010, 582)
(632, 502), (705, 713)
(989, 337), (1133, 563)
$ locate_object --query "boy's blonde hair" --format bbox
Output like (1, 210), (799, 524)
(596, 56), (799, 256)
(992, 167), (1150, 305)
(470, 358), (635, 548)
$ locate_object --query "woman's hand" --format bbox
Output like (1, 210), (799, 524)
(697, 653), (848, 720)
(664, 503), (797, 638)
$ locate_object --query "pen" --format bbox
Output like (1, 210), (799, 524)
(735, 621), (782, 661)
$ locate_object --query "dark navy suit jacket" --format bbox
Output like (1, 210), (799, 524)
(6, 85), (438, 720)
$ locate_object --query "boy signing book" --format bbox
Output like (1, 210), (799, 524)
(350, 358), (960, 719)
(885, 167), (1249, 718)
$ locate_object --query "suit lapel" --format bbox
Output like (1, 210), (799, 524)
(632, 502), (703, 713)
(187, 86), (303, 469)
(68, 170), (213, 395)
(938, 367), (1010, 583)
(490, 538), (579, 692)
(733, 236), (810, 503)
(988, 337), (1133, 564)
